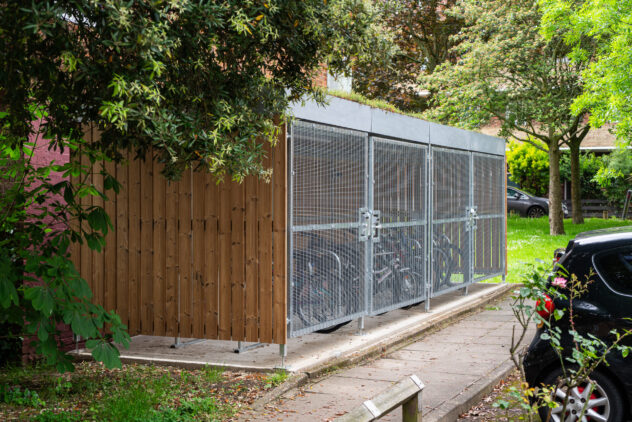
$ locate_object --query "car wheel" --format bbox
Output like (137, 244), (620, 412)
(538, 368), (625, 422)
(527, 206), (546, 218)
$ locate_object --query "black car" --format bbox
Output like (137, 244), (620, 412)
(524, 226), (632, 421)
(507, 187), (569, 218)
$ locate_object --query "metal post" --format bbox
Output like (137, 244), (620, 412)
(356, 316), (365, 335)
(502, 274), (507, 284)
(287, 122), (294, 338)
(427, 145), (433, 311)
(366, 135), (374, 316)
(469, 153), (474, 286)
(279, 344), (287, 368)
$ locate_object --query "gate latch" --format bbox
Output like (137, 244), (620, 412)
(466, 206), (478, 232)
(359, 208), (372, 241)
(371, 210), (382, 242)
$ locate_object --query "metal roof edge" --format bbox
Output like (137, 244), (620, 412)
(289, 95), (505, 156)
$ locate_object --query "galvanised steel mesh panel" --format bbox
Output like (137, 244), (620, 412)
(473, 154), (506, 281)
(432, 221), (470, 294)
(291, 121), (367, 227)
(374, 139), (427, 223)
(372, 225), (426, 312)
(289, 121), (367, 336)
(432, 148), (470, 220)
(372, 138), (428, 313)
(432, 148), (472, 296)
(290, 229), (365, 336)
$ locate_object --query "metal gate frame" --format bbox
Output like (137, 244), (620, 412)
(369, 137), (429, 315)
(287, 97), (506, 338)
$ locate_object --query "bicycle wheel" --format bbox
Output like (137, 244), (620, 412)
(295, 272), (349, 331)
(433, 247), (453, 291)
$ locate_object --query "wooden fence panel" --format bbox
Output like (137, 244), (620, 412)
(203, 177), (219, 338)
(104, 160), (117, 313)
(140, 157), (154, 333)
(74, 130), (288, 344)
(178, 170), (192, 338)
(165, 179), (179, 336)
(191, 170), (206, 338)
(115, 157), (129, 329)
(153, 160), (166, 336)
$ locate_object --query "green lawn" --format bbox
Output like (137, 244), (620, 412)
(504, 215), (632, 283)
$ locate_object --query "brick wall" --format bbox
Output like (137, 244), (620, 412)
(22, 129), (79, 362)
(313, 64), (328, 88)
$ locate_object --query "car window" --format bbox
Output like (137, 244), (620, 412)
(507, 188), (518, 198)
(594, 247), (632, 295)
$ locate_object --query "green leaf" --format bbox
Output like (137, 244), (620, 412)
(553, 309), (564, 321)
(37, 324), (49, 342)
(24, 287), (55, 317)
(91, 342), (122, 369)
(0, 269), (19, 308)
(71, 311), (98, 338)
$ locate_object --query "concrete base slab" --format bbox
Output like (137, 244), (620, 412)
(72, 282), (513, 374)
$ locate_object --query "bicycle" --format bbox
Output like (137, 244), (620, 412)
(432, 233), (467, 292)
(292, 234), (361, 333)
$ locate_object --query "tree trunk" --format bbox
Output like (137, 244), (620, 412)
(548, 143), (565, 235)
(569, 141), (584, 224)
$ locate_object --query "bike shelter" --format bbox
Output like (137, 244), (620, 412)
(288, 97), (506, 338)
(71, 95), (505, 356)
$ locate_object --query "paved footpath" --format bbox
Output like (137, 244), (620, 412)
(242, 296), (535, 422)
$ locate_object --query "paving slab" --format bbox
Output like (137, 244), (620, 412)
(240, 291), (536, 422)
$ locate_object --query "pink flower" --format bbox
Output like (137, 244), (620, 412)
(552, 277), (567, 288)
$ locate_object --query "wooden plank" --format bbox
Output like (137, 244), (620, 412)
(92, 154), (104, 309)
(192, 170), (206, 338)
(231, 180), (246, 341)
(245, 175), (259, 342)
(128, 156), (141, 335)
(165, 179), (179, 337)
(79, 146), (92, 302)
(69, 150), (81, 285)
(204, 174), (219, 338)
(272, 127), (288, 344)
(103, 160), (117, 312)
(153, 159), (166, 336)
(178, 169), (192, 338)
(115, 155), (129, 328)
(258, 144), (274, 344)
(140, 157), (153, 333)
(218, 178), (233, 340)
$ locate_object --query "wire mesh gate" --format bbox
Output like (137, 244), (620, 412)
(288, 120), (505, 337)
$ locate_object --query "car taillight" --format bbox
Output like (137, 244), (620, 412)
(536, 294), (554, 319)
(553, 248), (565, 262)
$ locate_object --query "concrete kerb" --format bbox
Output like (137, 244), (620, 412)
(425, 359), (516, 422)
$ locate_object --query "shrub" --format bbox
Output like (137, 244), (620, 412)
(506, 140), (549, 196)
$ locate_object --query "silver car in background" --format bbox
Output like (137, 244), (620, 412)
(507, 187), (569, 218)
